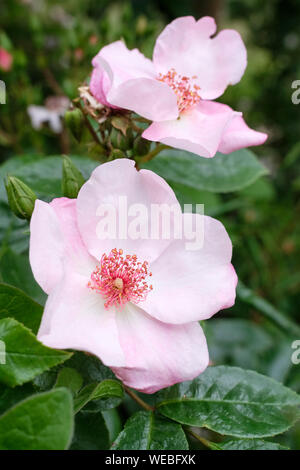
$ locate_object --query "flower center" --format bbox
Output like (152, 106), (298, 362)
(88, 248), (153, 309)
(158, 68), (201, 114)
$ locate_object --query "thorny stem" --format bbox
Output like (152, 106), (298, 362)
(75, 100), (104, 149)
(140, 143), (170, 163)
(124, 386), (154, 412)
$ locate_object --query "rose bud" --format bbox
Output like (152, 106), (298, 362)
(5, 176), (36, 220)
(62, 156), (85, 199)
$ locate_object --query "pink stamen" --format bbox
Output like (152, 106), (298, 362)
(88, 248), (153, 309)
(158, 68), (201, 114)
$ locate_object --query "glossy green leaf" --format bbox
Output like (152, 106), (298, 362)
(66, 351), (116, 383)
(142, 148), (267, 193)
(74, 379), (124, 413)
(0, 249), (46, 305)
(54, 367), (83, 396)
(215, 438), (289, 450)
(102, 408), (122, 443)
(0, 283), (43, 334)
(0, 155), (98, 202)
(156, 366), (300, 438)
(112, 411), (189, 450)
(0, 382), (35, 415)
(71, 410), (109, 450)
(0, 318), (72, 386)
(0, 388), (73, 450)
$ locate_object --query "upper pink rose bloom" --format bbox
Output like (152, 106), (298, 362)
(90, 16), (267, 158)
(0, 47), (13, 72)
(29, 159), (237, 393)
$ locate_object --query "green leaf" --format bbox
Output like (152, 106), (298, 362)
(112, 411), (189, 450)
(0, 155), (98, 203)
(142, 148), (268, 193)
(66, 351), (116, 383)
(215, 438), (289, 450)
(0, 283), (43, 334)
(0, 382), (35, 415)
(206, 319), (273, 372)
(0, 388), (73, 450)
(237, 281), (300, 337)
(102, 408), (122, 443)
(156, 366), (300, 438)
(54, 367), (83, 396)
(0, 318), (72, 387)
(74, 379), (124, 413)
(71, 410), (109, 450)
(0, 249), (46, 305)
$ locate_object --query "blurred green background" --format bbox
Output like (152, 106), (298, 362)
(0, 0), (299, 449)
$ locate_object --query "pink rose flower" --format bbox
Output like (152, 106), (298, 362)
(29, 159), (237, 393)
(0, 47), (13, 72)
(90, 16), (267, 158)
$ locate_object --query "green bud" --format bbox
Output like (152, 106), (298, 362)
(110, 127), (133, 151)
(133, 136), (151, 156)
(5, 176), (37, 220)
(109, 149), (126, 160)
(62, 156), (85, 198)
(64, 108), (84, 142)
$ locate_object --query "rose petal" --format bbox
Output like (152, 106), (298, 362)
(38, 270), (125, 367)
(142, 100), (238, 158)
(218, 114), (268, 154)
(38, 271), (208, 393)
(142, 214), (238, 324)
(77, 159), (181, 263)
(112, 303), (209, 393)
(91, 40), (178, 120)
(29, 198), (95, 294)
(90, 66), (117, 108)
(153, 16), (247, 100)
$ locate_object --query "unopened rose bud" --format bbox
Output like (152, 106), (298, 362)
(64, 108), (84, 142)
(5, 176), (36, 220)
(133, 136), (151, 156)
(110, 149), (126, 160)
(110, 127), (133, 151)
(62, 156), (85, 198)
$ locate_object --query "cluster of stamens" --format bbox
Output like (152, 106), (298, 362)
(158, 68), (201, 114)
(88, 248), (153, 309)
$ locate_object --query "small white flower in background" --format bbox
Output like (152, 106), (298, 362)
(28, 96), (70, 134)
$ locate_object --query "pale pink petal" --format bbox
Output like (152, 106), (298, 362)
(77, 159), (181, 263)
(29, 198), (95, 294)
(142, 100), (238, 158)
(90, 66), (117, 108)
(38, 271), (208, 393)
(142, 214), (238, 324)
(218, 114), (268, 154)
(153, 16), (247, 100)
(91, 40), (178, 120)
(112, 303), (209, 393)
(38, 270), (125, 367)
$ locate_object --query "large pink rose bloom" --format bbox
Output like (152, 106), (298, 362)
(90, 16), (267, 158)
(29, 159), (237, 393)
